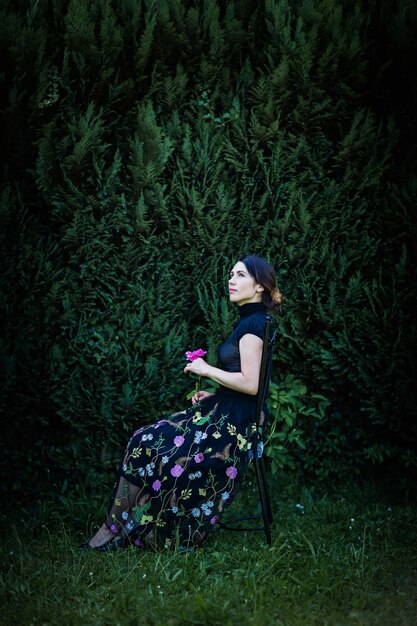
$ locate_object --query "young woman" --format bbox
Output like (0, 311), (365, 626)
(84, 255), (283, 551)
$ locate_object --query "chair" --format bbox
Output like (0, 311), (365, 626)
(217, 314), (277, 545)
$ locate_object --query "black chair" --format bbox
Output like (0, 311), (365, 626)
(218, 314), (277, 545)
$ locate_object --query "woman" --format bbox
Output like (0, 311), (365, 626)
(84, 255), (283, 551)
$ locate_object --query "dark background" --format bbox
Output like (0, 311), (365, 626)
(1, 0), (416, 502)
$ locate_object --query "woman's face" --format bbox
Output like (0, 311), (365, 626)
(228, 261), (264, 306)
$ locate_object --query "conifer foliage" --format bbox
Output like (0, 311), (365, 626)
(1, 0), (416, 494)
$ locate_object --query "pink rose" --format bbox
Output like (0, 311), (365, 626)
(226, 466), (237, 479)
(174, 435), (185, 447)
(152, 480), (161, 491)
(185, 348), (207, 362)
(194, 453), (204, 463)
(170, 465), (184, 478)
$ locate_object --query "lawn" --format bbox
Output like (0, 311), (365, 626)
(1, 475), (416, 626)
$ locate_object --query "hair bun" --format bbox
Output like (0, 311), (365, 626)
(271, 287), (283, 306)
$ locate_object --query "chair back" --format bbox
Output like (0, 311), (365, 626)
(254, 315), (277, 437)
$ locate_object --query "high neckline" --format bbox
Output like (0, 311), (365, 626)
(238, 302), (267, 318)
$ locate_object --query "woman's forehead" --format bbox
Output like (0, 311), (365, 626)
(230, 261), (247, 273)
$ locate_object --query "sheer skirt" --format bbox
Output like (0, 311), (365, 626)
(103, 392), (257, 549)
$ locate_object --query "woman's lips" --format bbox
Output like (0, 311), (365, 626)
(229, 289), (237, 293)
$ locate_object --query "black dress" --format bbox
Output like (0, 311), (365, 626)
(105, 302), (268, 549)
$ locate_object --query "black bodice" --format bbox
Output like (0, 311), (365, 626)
(217, 303), (267, 373)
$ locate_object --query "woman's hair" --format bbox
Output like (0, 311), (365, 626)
(238, 254), (283, 312)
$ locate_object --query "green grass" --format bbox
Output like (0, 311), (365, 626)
(1, 476), (416, 626)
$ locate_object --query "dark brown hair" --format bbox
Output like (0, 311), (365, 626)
(238, 254), (283, 312)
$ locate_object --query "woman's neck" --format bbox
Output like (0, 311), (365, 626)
(238, 301), (266, 317)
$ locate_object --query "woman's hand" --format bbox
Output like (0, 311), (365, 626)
(183, 357), (208, 377)
(191, 390), (214, 405)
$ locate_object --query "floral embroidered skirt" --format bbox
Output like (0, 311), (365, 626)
(106, 390), (257, 550)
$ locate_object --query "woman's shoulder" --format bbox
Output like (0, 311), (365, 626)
(234, 313), (266, 340)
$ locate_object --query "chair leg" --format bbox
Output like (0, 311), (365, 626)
(254, 455), (272, 545)
(259, 455), (273, 525)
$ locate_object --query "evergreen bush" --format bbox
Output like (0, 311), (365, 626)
(1, 0), (416, 498)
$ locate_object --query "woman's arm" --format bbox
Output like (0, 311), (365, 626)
(183, 334), (263, 396)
